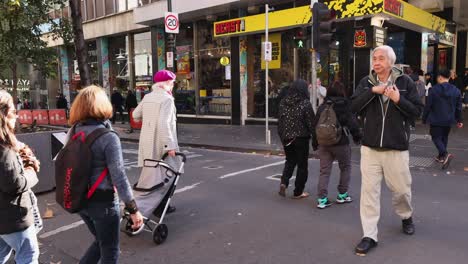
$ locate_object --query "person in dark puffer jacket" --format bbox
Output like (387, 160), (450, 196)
(311, 81), (362, 209)
(277, 79), (315, 199)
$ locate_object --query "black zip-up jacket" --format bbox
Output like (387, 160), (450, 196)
(277, 94), (315, 145)
(0, 146), (38, 234)
(312, 96), (362, 149)
(351, 67), (424, 151)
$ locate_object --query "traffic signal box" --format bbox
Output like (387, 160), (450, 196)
(312, 2), (336, 54)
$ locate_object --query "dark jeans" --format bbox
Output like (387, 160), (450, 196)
(112, 106), (124, 124)
(430, 125), (451, 158)
(317, 144), (352, 198)
(281, 137), (310, 196)
(79, 199), (120, 264)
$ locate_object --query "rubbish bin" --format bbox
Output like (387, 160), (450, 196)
(17, 128), (67, 193)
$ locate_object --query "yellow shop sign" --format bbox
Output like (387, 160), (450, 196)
(214, 5), (312, 38)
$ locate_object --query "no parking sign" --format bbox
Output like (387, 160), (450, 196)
(165, 12), (179, 34)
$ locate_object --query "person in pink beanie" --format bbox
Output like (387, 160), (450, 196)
(132, 70), (180, 216)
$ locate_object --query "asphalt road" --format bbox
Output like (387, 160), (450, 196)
(32, 141), (468, 264)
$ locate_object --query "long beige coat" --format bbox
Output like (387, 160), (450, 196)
(132, 87), (181, 171)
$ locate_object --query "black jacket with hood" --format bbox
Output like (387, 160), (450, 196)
(312, 96), (362, 149)
(277, 80), (315, 145)
(351, 67), (424, 151)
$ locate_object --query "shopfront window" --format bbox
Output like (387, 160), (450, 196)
(87, 41), (99, 84)
(197, 21), (231, 116)
(134, 32), (153, 101)
(249, 30), (295, 119)
(109, 35), (130, 95)
(174, 23), (195, 114)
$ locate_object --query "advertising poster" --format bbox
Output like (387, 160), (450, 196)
(239, 38), (248, 125)
(261, 33), (281, 69)
(157, 28), (166, 70)
(176, 45), (191, 75)
(100, 38), (110, 95)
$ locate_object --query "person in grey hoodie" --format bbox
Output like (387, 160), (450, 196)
(277, 79), (315, 198)
(422, 69), (464, 169)
(68, 85), (143, 264)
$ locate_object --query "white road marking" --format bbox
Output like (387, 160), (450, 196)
(122, 149), (139, 154)
(266, 174), (292, 182)
(175, 182), (203, 194)
(39, 220), (84, 239)
(39, 182), (202, 239)
(219, 161), (285, 179)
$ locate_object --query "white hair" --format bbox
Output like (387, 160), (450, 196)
(153, 80), (174, 91)
(372, 45), (396, 66)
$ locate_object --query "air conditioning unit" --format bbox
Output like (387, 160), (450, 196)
(409, 0), (444, 12)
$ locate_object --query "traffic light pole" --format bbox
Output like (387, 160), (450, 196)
(310, 2), (318, 114)
(167, 0), (175, 72)
(265, 4), (271, 145)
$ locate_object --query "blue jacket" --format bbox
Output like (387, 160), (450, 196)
(423, 82), (463, 126)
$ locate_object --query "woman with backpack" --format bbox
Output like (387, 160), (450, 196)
(312, 81), (362, 209)
(277, 79), (315, 199)
(0, 90), (41, 264)
(67, 85), (143, 264)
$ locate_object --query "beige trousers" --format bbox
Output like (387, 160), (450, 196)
(360, 146), (413, 241)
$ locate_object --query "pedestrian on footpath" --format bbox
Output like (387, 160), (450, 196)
(351, 45), (423, 256)
(111, 87), (125, 124)
(0, 90), (40, 264)
(125, 89), (138, 133)
(277, 79), (315, 199)
(312, 81), (362, 209)
(132, 70), (180, 216)
(68, 86), (143, 264)
(422, 69), (463, 169)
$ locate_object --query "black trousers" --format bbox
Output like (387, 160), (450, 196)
(430, 125), (451, 158)
(112, 106), (124, 124)
(281, 137), (310, 196)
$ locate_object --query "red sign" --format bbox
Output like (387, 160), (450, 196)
(18, 110), (33, 125)
(354, 29), (367, 48)
(49, 109), (68, 126)
(32, 110), (49, 125)
(215, 19), (245, 36)
(385, 0), (403, 17)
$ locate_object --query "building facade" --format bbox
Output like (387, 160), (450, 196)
(14, 0), (468, 123)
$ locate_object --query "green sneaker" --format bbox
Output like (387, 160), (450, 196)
(317, 197), (332, 209)
(336, 192), (353, 204)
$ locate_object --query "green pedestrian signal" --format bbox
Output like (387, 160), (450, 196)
(297, 40), (304, 48)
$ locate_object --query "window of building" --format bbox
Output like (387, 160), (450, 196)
(139, 0), (150, 6)
(127, 0), (138, 9)
(105, 0), (114, 15)
(117, 0), (127, 12)
(86, 0), (95, 20)
(197, 20), (231, 116)
(81, 0), (86, 20)
(134, 32), (153, 97)
(96, 0), (104, 18)
(174, 23), (195, 115)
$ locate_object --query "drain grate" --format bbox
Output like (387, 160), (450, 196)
(409, 156), (434, 168)
(409, 134), (430, 143)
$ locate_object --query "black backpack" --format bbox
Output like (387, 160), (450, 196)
(55, 127), (114, 213)
(315, 102), (342, 146)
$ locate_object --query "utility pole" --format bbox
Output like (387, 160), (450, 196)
(310, 0), (318, 113)
(264, 4), (271, 145)
(167, 0), (175, 72)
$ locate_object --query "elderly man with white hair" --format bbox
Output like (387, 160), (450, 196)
(351, 45), (424, 256)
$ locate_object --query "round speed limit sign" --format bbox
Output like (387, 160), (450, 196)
(165, 12), (179, 34)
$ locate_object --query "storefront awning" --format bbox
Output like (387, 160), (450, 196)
(325, 0), (446, 34)
(213, 5), (312, 38)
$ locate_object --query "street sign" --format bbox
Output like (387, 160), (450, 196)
(166, 51), (174, 68)
(263, 41), (272, 62)
(165, 12), (179, 34)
